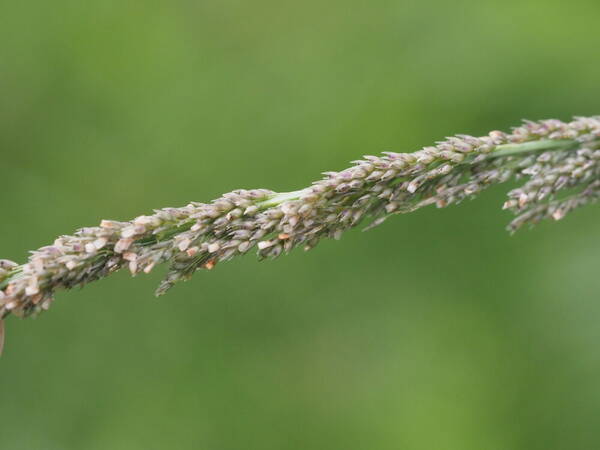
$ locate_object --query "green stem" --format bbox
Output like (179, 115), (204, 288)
(258, 190), (307, 207)
(490, 139), (578, 158)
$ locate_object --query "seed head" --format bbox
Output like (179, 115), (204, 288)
(2, 116), (599, 321)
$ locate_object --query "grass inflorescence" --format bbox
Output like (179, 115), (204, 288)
(1, 116), (599, 323)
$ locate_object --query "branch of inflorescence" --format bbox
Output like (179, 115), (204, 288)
(0, 137), (590, 294)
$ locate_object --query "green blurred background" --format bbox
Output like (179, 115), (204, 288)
(2, 1), (600, 449)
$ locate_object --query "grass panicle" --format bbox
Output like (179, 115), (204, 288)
(1, 116), (599, 323)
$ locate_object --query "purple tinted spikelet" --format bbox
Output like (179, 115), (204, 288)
(1, 116), (599, 320)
